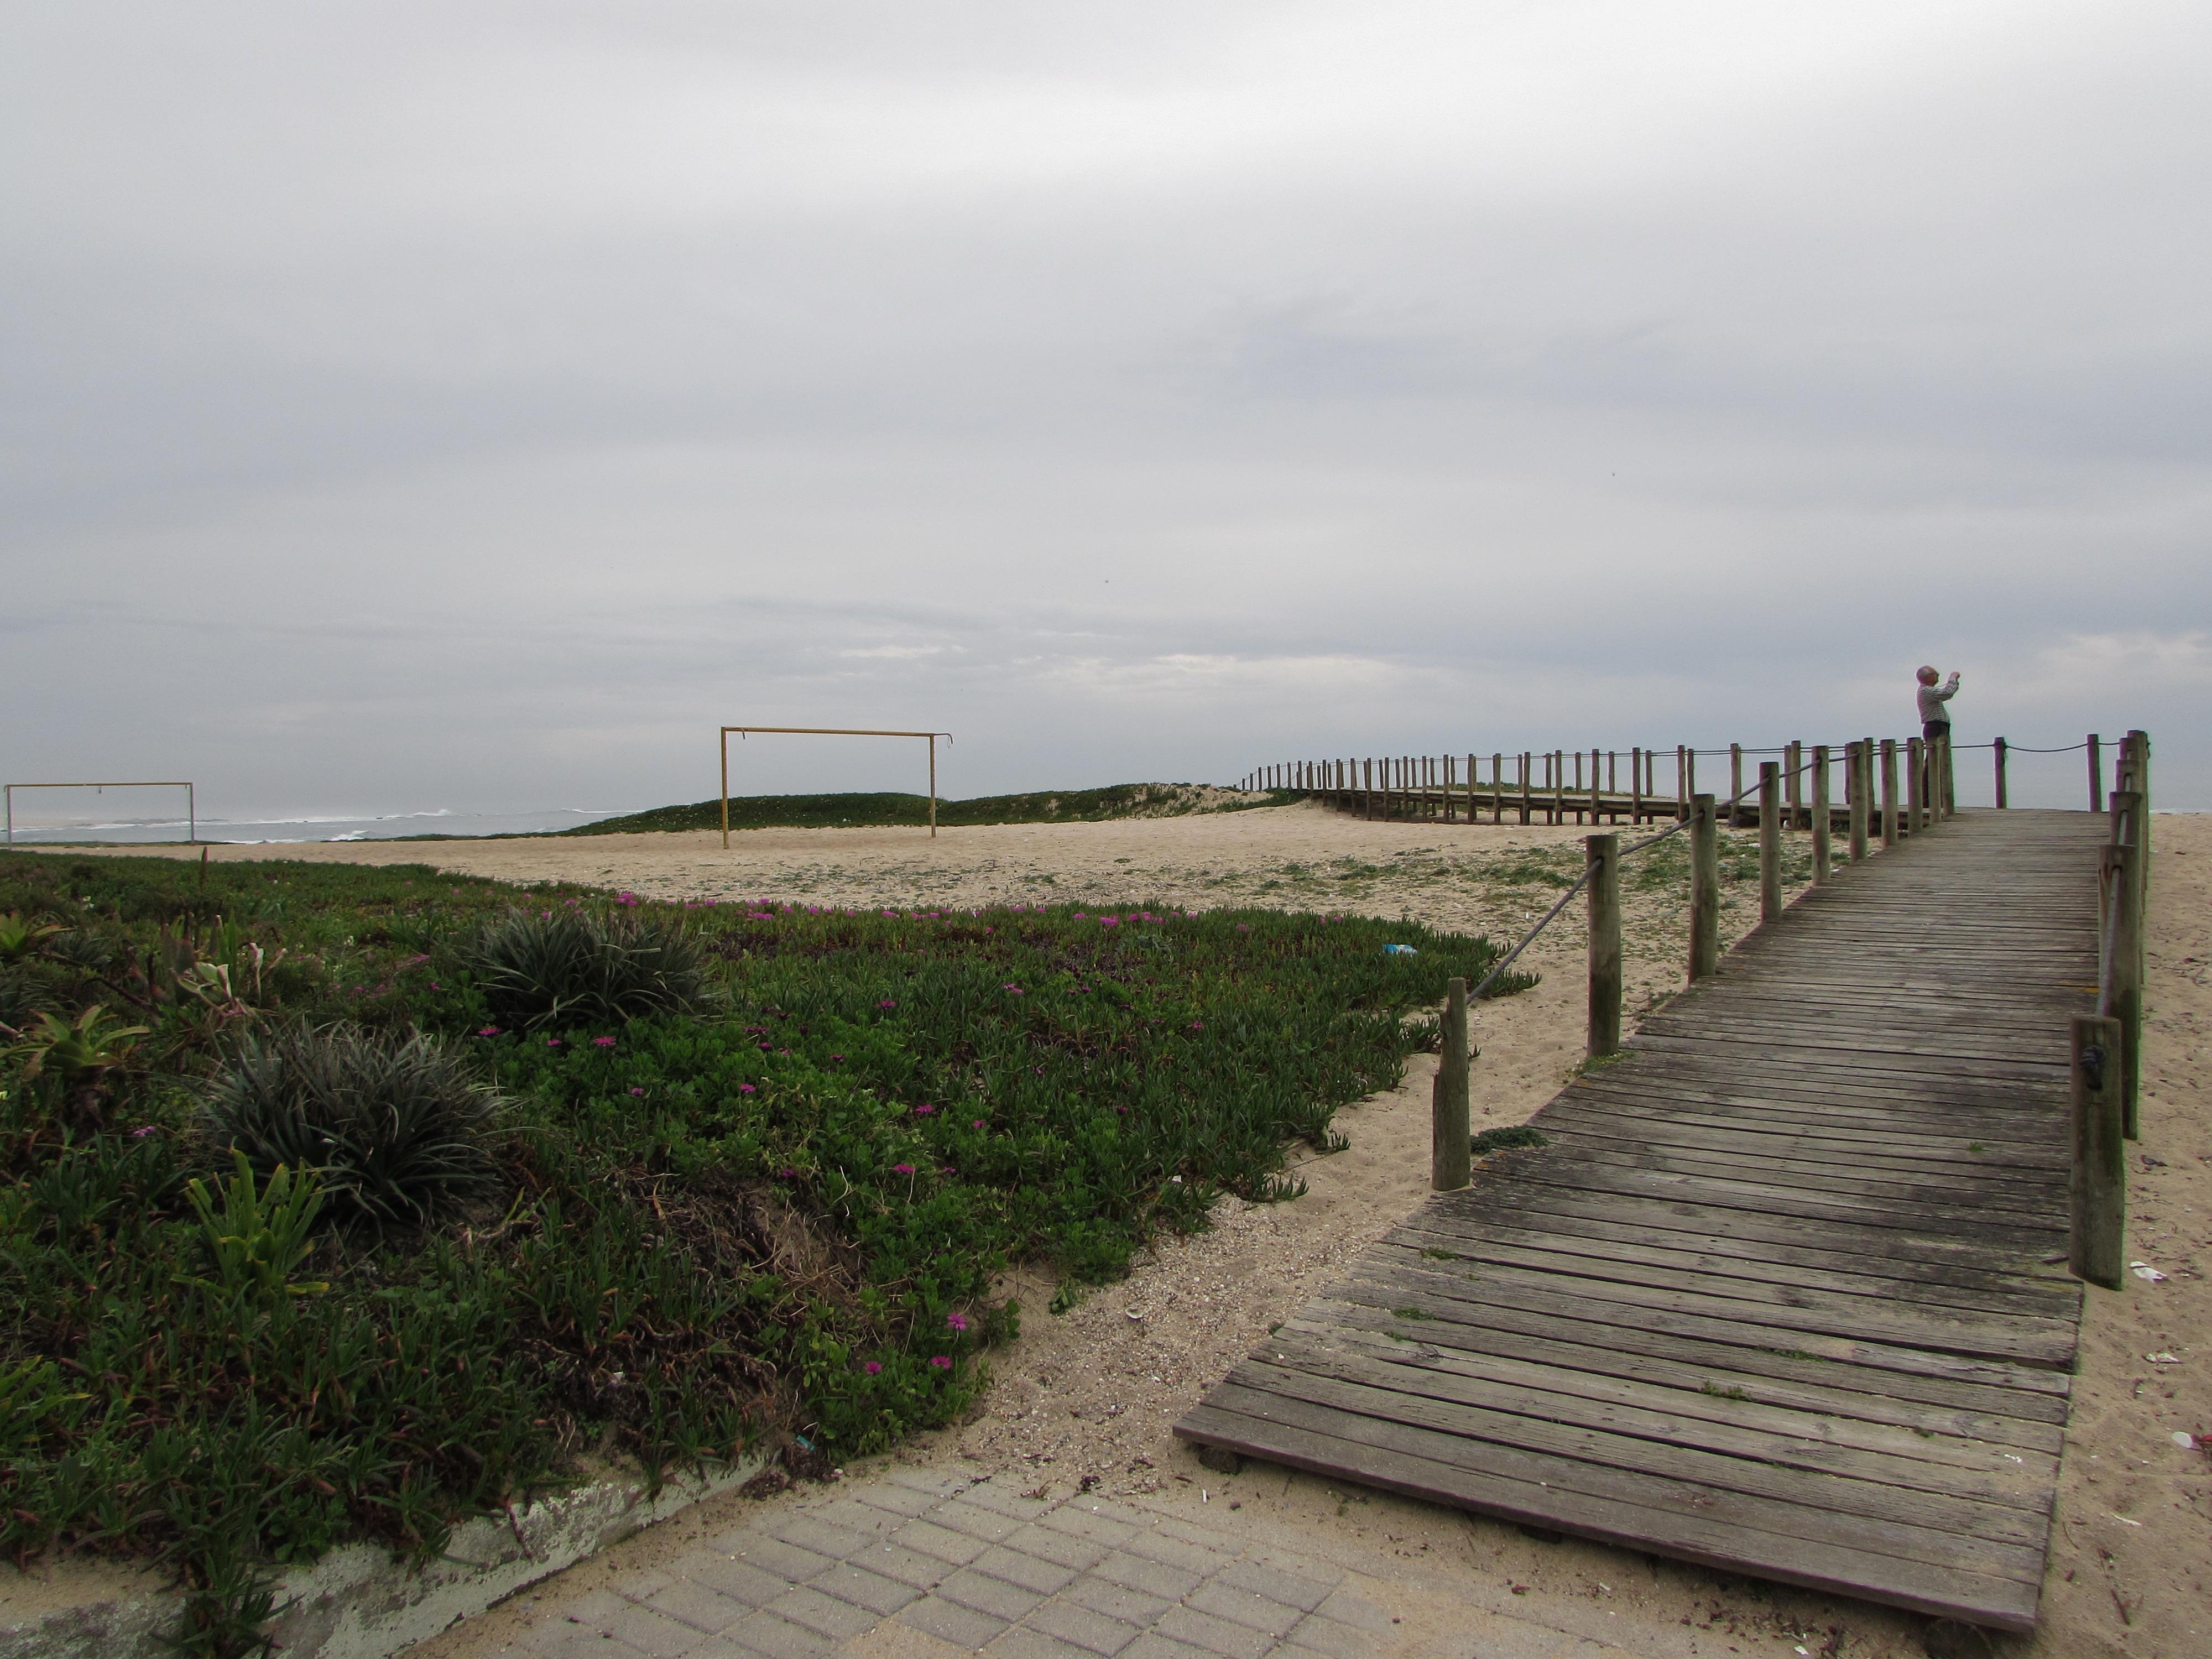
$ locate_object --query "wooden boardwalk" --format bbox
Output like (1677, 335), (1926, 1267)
(1177, 808), (2108, 1633)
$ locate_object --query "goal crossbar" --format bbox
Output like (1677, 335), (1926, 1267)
(6, 781), (196, 845)
(718, 728), (952, 848)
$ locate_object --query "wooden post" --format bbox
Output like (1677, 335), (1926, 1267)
(1519, 753), (1531, 825)
(2127, 729), (2151, 876)
(1466, 754), (1477, 824)
(720, 728), (732, 849)
(1493, 753), (1504, 824)
(1994, 737), (2008, 808)
(1730, 744), (1743, 812)
(1879, 738), (1898, 848)
(1941, 731), (1957, 816)
(1811, 744), (1832, 883)
(1432, 977), (1472, 1191)
(1631, 746), (1644, 825)
(1363, 757), (1374, 819)
(929, 735), (938, 838)
(1847, 741), (1869, 863)
(1689, 794), (1720, 981)
(1676, 745), (1688, 821)
(1906, 735), (1925, 834)
(1758, 762), (1781, 923)
(2103, 810), (2143, 1140)
(1587, 833), (1621, 1060)
(1784, 741), (1801, 828)
(1589, 748), (1601, 825)
(2069, 1013), (2126, 1290)
(2087, 733), (2103, 811)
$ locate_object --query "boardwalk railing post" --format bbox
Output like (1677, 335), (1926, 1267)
(1906, 735), (1925, 834)
(1689, 794), (1720, 982)
(2069, 1013), (2126, 1290)
(1758, 763), (1781, 922)
(2087, 733), (2103, 811)
(1631, 746), (1644, 825)
(1941, 732), (1957, 817)
(1587, 833), (1621, 1060)
(2127, 728), (2151, 891)
(1995, 737), (2009, 808)
(1730, 744), (1743, 813)
(1676, 745), (1688, 821)
(2102, 810), (2143, 1140)
(1879, 738), (1899, 849)
(1433, 977), (1472, 1191)
(1847, 741), (1869, 863)
(1811, 744), (1833, 883)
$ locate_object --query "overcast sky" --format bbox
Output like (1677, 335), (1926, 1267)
(5, 1), (2205, 819)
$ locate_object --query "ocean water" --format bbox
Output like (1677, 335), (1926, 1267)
(1, 807), (631, 846)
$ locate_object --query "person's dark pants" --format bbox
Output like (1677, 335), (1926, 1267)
(1923, 721), (1950, 743)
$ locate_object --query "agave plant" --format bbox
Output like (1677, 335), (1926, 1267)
(201, 1022), (502, 1231)
(0, 912), (65, 964)
(463, 906), (712, 1027)
(4, 1003), (148, 1083)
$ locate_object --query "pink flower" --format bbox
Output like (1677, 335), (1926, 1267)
(893, 1163), (916, 1176)
(1002, 984), (1025, 995)
(629, 1087), (646, 1097)
(947, 1313), (971, 1333)
(863, 1360), (883, 1375)
(545, 1038), (562, 1048)
(915, 1104), (935, 1115)
(928, 1355), (952, 1370)
(781, 1166), (799, 1178)
(478, 1026), (500, 1037)
(593, 1036), (617, 1048)
(739, 1084), (758, 1094)
(829, 1053), (845, 1062)
(131, 1125), (158, 1138)
(878, 999), (897, 1009)
(1100, 916), (1119, 927)
(971, 1119), (985, 1129)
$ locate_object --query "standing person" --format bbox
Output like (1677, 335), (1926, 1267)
(1916, 665), (1960, 740)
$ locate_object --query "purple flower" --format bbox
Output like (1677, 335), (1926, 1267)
(739, 1083), (758, 1094)
(1100, 916), (1119, 927)
(478, 1026), (500, 1037)
(593, 1036), (617, 1048)
(971, 1119), (985, 1129)
(781, 1166), (800, 1178)
(1003, 984), (1025, 995)
(863, 1360), (883, 1375)
(915, 1103), (934, 1115)
(829, 1053), (845, 1062)
(893, 1163), (916, 1176)
(928, 1355), (952, 1370)
(947, 1312), (971, 1333)
(130, 1125), (158, 1138)
(629, 1087), (646, 1097)
(546, 1037), (562, 1048)
(878, 999), (897, 1009)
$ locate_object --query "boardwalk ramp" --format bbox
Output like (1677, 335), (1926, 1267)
(1176, 809), (2106, 1632)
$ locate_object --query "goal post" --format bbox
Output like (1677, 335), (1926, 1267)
(717, 727), (952, 848)
(4, 781), (196, 845)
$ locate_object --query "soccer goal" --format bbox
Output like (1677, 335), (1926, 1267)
(717, 727), (951, 848)
(4, 781), (197, 845)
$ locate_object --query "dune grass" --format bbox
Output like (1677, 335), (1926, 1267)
(558, 782), (1301, 836)
(0, 849), (1525, 1655)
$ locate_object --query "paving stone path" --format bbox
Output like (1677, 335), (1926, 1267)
(510, 1469), (1407, 1659)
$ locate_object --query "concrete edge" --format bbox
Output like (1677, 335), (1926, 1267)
(0, 1451), (773, 1659)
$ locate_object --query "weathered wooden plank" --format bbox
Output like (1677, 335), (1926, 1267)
(1176, 807), (2105, 1632)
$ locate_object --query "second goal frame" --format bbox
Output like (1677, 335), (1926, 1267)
(718, 727), (953, 848)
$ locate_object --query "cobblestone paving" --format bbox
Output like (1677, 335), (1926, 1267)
(509, 1471), (1404, 1659)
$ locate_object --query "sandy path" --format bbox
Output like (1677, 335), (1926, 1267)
(35, 806), (2208, 1655)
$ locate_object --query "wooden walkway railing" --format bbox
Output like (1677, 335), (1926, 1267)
(1240, 735), (2117, 830)
(1180, 732), (2154, 1634)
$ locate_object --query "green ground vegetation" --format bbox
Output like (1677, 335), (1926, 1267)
(557, 783), (1302, 837)
(0, 851), (1525, 1653)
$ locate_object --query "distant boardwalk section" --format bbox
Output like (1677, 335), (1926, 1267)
(1178, 809), (2109, 1632)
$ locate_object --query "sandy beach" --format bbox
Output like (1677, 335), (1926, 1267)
(30, 804), (2209, 1656)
